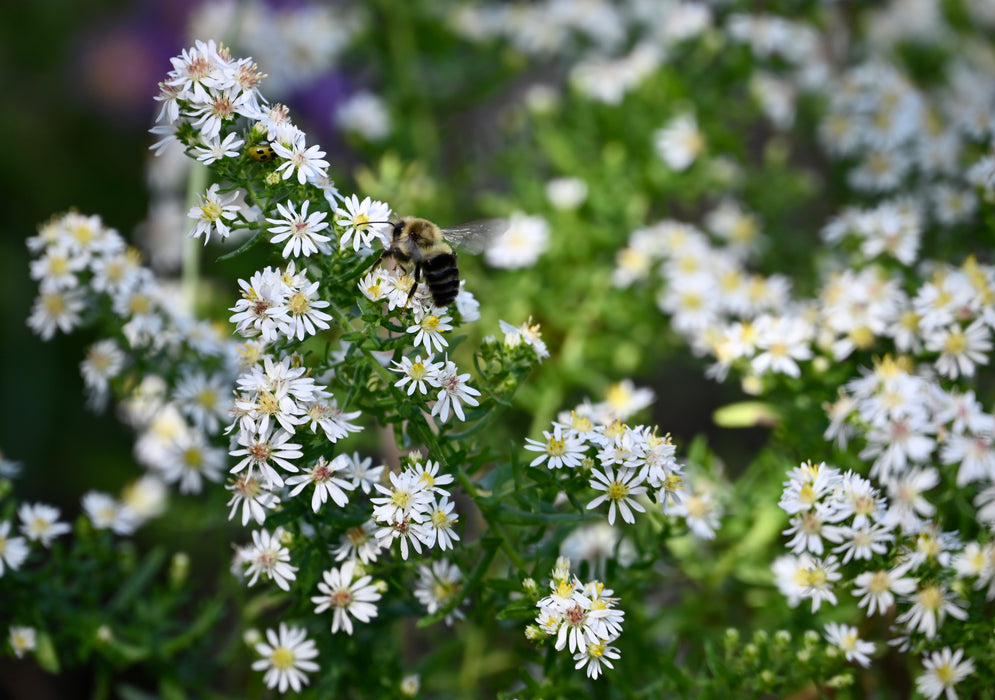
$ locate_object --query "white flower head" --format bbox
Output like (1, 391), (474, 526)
(252, 623), (320, 694)
(312, 559), (382, 635)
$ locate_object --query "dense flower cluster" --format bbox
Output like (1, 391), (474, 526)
(530, 557), (624, 679)
(526, 385), (723, 538)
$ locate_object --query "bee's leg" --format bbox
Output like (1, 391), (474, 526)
(404, 262), (422, 308)
(372, 249), (391, 272)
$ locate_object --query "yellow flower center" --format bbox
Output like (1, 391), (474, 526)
(289, 291), (309, 315)
(43, 293), (67, 315)
(607, 481), (629, 501)
(944, 330), (967, 355)
(200, 199), (223, 222)
(271, 646), (296, 670)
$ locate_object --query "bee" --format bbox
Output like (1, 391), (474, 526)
(376, 217), (498, 308)
(245, 142), (276, 162)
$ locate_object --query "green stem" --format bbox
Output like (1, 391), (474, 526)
(182, 163), (209, 312)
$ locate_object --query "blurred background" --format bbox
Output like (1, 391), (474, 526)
(0, 0), (191, 506)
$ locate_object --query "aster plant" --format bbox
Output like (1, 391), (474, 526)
(6, 0), (995, 698)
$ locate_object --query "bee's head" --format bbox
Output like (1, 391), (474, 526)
(392, 220), (406, 240)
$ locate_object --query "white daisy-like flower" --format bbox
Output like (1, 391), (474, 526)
(8, 626), (36, 659)
(252, 623), (320, 694)
(915, 647), (976, 700)
(391, 354), (442, 396)
(925, 319), (992, 379)
(282, 279), (333, 341)
(27, 288), (86, 341)
(573, 637), (621, 679)
(414, 559), (465, 625)
(587, 466), (648, 525)
(336, 90), (391, 141)
(286, 455), (356, 512)
(342, 453), (385, 495)
(312, 560), (382, 635)
(81, 491), (138, 536)
(226, 474), (281, 526)
(0, 521), (29, 576)
(431, 359), (481, 422)
(332, 520), (382, 564)
(243, 527), (298, 591)
(524, 425), (588, 469)
(266, 199), (331, 258)
(483, 213), (550, 269)
(334, 194), (392, 252)
(271, 140), (330, 185)
(229, 427), (303, 489)
(654, 113), (705, 170)
(896, 583), (967, 639)
(407, 312), (453, 354)
(423, 496), (460, 551)
(823, 622), (875, 668)
(187, 183), (241, 245)
(17, 502), (71, 548)
(193, 132), (244, 164)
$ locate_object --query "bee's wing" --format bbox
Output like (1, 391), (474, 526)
(441, 219), (508, 255)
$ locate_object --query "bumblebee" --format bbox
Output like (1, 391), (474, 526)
(246, 142), (276, 162)
(377, 217), (498, 308)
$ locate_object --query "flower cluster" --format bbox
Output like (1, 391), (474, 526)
(371, 458), (460, 560)
(774, 460), (987, 695)
(25, 212), (238, 510)
(530, 557), (624, 679)
(524, 387), (723, 536)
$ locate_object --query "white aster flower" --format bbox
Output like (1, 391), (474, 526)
(229, 427), (303, 489)
(573, 636), (621, 679)
(333, 520), (383, 564)
(407, 312), (453, 354)
(334, 194), (392, 252)
(823, 622), (875, 668)
(272, 140), (330, 185)
(336, 90), (391, 141)
(431, 359), (481, 422)
(252, 623), (320, 694)
(283, 279), (333, 341)
(81, 491), (138, 535)
(8, 626), (36, 658)
(266, 199), (331, 258)
(499, 317), (549, 361)
(896, 583), (967, 639)
(414, 559), (465, 625)
(484, 212), (550, 269)
(188, 183), (240, 245)
(654, 113), (705, 170)
(27, 288), (86, 341)
(391, 354), (442, 396)
(312, 560), (382, 635)
(286, 455), (356, 511)
(371, 469), (433, 523)
(916, 647), (975, 700)
(525, 425), (588, 470)
(244, 527), (298, 591)
(18, 502), (71, 547)
(226, 474), (281, 526)
(925, 319), (991, 379)
(587, 466), (648, 525)
(193, 132), (244, 164)
(423, 497), (461, 551)
(0, 521), (29, 576)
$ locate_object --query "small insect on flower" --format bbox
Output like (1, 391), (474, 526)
(373, 217), (503, 308)
(246, 142), (276, 162)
